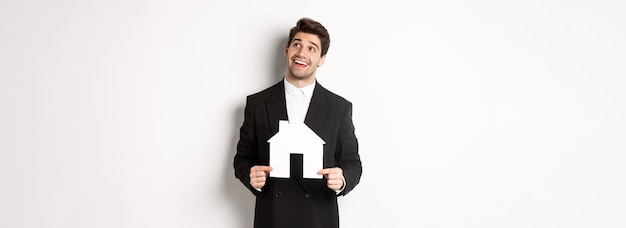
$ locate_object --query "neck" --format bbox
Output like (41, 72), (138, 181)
(285, 74), (315, 88)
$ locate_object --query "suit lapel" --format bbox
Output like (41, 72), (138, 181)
(305, 82), (328, 138)
(266, 81), (288, 135)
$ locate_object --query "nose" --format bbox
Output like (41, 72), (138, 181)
(295, 46), (305, 55)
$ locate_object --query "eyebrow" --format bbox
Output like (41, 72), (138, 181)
(293, 38), (320, 49)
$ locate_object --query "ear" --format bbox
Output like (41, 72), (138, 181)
(284, 45), (289, 59)
(318, 55), (326, 67)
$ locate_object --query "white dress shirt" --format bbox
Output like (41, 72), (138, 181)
(284, 78), (315, 123)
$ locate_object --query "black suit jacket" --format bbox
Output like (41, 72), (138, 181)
(234, 80), (362, 228)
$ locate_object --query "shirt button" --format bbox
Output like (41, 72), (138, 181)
(275, 192), (282, 197)
(304, 194), (310, 198)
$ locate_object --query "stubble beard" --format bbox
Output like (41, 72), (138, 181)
(287, 67), (315, 81)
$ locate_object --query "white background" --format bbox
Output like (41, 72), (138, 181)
(1, 0), (625, 227)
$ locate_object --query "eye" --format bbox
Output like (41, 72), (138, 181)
(293, 43), (301, 47)
(308, 47), (316, 52)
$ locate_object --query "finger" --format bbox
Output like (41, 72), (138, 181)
(325, 173), (342, 180)
(317, 169), (329, 175)
(251, 176), (266, 186)
(253, 176), (266, 183)
(251, 166), (273, 177)
(250, 171), (267, 181)
(252, 180), (266, 189)
(317, 168), (337, 175)
(319, 167), (342, 174)
(256, 166), (273, 172)
(327, 183), (341, 191)
(327, 180), (344, 191)
(326, 179), (341, 186)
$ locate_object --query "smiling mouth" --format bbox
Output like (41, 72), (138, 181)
(293, 59), (309, 67)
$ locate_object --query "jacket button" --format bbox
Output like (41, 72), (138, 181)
(304, 194), (310, 198)
(275, 192), (281, 197)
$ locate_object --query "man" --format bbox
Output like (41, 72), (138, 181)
(234, 18), (362, 228)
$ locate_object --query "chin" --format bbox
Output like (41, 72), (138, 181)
(288, 71), (313, 80)
(293, 74), (310, 79)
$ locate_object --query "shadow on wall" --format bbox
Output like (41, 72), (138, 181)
(272, 36), (288, 82)
(222, 35), (288, 228)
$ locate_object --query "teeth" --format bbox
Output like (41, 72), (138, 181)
(294, 60), (308, 66)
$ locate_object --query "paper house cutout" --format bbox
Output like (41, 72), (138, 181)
(268, 120), (325, 179)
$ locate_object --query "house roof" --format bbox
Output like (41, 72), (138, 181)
(267, 120), (326, 145)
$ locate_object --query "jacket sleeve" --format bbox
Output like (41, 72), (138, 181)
(233, 97), (261, 195)
(336, 102), (362, 196)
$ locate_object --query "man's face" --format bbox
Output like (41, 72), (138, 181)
(285, 32), (326, 81)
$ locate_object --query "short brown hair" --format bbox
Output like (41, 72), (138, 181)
(287, 18), (330, 56)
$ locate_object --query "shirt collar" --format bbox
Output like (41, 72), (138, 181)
(284, 78), (315, 98)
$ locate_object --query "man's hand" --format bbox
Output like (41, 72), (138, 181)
(250, 166), (273, 189)
(318, 167), (344, 191)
